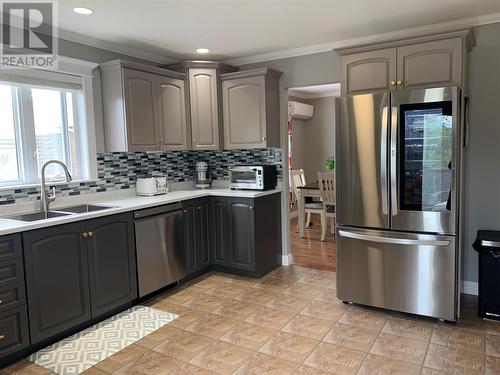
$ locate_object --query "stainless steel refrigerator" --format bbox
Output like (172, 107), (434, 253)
(335, 86), (461, 321)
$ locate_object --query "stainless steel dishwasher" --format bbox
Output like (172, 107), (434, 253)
(134, 202), (186, 297)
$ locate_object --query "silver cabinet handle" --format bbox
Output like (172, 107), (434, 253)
(338, 230), (450, 246)
(480, 240), (500, 248)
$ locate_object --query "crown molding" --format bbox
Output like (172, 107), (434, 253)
(224, 12), (500, 66)
(57, 28), (177, 64)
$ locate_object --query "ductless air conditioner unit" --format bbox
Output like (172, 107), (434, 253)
(288, 101), (314, 120)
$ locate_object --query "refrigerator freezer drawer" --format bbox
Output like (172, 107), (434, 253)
(337, 227), (456, 321)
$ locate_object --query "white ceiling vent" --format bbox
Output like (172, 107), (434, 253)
(288, 101), (314, 120)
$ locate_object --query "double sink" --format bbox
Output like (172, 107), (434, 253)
(3, 204), (115, 222)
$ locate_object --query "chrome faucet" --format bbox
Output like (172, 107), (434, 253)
(40, 160), (72, 212)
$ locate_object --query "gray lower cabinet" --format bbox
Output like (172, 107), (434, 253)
(87, 214), (137, 317)
(183, 199), (210, 275)
(23, 214), (137, 344)
(23, 222), (91, 344)
(209, 194), (281, 277)
(0, 234), (28, 359)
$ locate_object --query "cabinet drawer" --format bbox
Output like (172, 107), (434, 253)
(0, 258), (24, 287)
(0, 283), (26, 313)
(0, 306), (29, 357)
(0, 235), (22, 263)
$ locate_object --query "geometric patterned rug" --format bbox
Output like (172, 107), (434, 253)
(28, 306), (178, 375)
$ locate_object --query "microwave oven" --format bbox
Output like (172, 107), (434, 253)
(229, 165), (278, 191)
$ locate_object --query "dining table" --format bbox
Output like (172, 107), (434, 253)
(296, 182), (322, 238)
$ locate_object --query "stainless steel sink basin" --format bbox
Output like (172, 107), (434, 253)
(5, 211), (73, 222)
(55, 204), (115, 214)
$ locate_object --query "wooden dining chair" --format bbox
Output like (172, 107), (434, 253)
(290, 169), (323, 231)
(318, 172), (336, 241)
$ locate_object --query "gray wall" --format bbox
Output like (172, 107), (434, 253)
(289, 96), (336, 183)
(241, 22), (500, 283)
(463, 22), (500, 283)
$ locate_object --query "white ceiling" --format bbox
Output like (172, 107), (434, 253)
(55, 0), (500, 64)
(289, 83), (341, 99)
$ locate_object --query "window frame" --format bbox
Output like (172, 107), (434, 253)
(0, 57), (99, 189)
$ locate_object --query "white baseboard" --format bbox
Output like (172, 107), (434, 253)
(281, 254), (293, 266)
(462, 281), (478, 296)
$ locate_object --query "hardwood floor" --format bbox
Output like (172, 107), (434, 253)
(290, 216), (336, 272)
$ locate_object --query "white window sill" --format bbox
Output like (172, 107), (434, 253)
(0, 179), (95, 192)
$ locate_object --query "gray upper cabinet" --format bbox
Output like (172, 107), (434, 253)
(189, 68), (220, 150)
(221, 69), (282, 149)
(341, 48), (397, 95)
(338, 30), (473, 95)
(100, 60), (187, 152)
(122, 69), (160, 151)
(157, 76), (189, 150)
(397, 38), (463, 90)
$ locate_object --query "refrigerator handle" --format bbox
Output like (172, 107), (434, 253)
(390, 105), (399, 216)
(338, 230), (450, 247)
(381, 106), (389, 216)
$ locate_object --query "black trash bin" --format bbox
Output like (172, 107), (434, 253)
(473, 230), (500, 321)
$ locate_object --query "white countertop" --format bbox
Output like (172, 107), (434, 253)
(0, 187), (282, 236)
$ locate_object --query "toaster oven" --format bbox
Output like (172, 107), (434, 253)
(229, 165), (277, 191)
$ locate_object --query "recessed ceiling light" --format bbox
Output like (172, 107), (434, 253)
(73, 7), (94, 15)
(196, 48), (210, 54)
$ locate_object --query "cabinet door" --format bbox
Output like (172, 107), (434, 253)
(87, 214), (137, 317)
(210, 197), (227, 266)
(123, 68), (160, 151)
(23, 222), (91, 344)
(397, 38), (462, 90)
(194, 201), (210, 270)
(227, 198), (256, 271)
(341, 48), (397, 95)
(157, 76), (189, 150)
(0, 306), (29, 357)
(184, 206), (197, 275)
(222, 76), (267, 149)
(189, 68), (220, 150)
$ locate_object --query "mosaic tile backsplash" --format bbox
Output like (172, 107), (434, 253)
(0, 148), (282, 206)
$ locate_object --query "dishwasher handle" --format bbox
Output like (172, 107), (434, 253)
(134, 202), (182, 220)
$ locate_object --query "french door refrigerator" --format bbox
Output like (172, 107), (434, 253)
(335, 87), (461, 321)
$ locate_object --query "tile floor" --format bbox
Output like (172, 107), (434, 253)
(2, 265), (499, 375)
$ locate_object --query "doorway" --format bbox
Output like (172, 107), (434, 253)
(287, 83), (340, 271)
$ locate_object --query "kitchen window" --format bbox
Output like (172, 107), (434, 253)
(0, 73), (91, 187)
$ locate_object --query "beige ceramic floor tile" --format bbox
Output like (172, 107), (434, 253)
(357, 353), (421, 375)
(300, 300), (347, 322)
(370, 332), (428, 365)
(323, 322), (379, 352)
(431, 325), (485, 354)
(259, 331), (319, 363)
(233, 353), (299, 375)
(485, 321), (500, 336)
(134, 325), (181, 350)
(424, 343), (485, 374)
(95, 343), (150, 372)
(294, 365), (335, 375)
(252, 276), (294, 291)
(487, 333), (500, 357)
(189, 276), (228, 291)
(114, 350), (209, 375)
(282, 282), (324, 298)
(80, 367), (110, 375)
(164, 288), (205, 306)
(211, 300), (261, 321)
(245, 306), (296, 330)
(182, 294), (231, 313)
(234, 288), (280, 305)
(486, 355), (500, 375)
(168, 307), (208, 329)
(314, 288), (339, 303)
(152, 329), (215, 362)
(281, 314), (332, 340)
(220, 322), (276, 350)
(338, 308), (387, 331)
(185, 313), (239, 339)
(204, 283), (253, 299)
(189, 341), (253, 375)
(304, 342), (365, 374)
(382, 316), (433, 342)
(265, 294), (312, 313)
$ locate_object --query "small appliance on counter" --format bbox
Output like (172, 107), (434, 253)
(136, 175), (168, 196)
(229, 165), (277, 191)
(195, 161), (211, 189)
